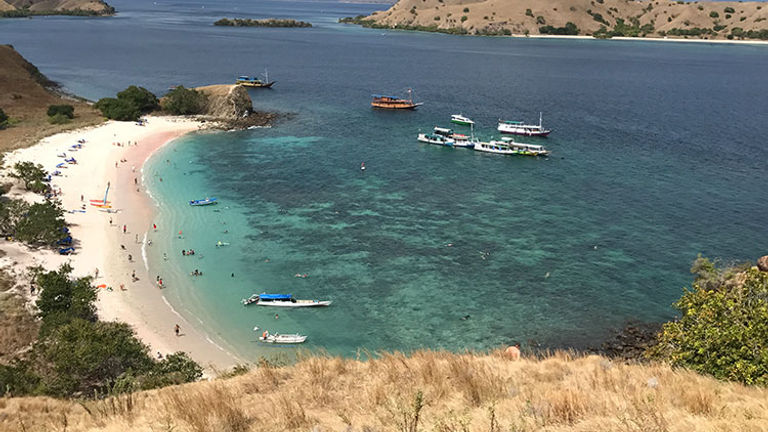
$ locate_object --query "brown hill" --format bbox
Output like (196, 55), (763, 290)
(1, 350), (767, 431)
(0, 0), (113, 16)
(0, 45), (103, 151)
(360, 0), (768, 40)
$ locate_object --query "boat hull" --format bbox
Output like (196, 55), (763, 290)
(254, 300), (332, 308)
(498, 129), (551, 137)
(238, 81), (275, 88)
(258, 334), (307, 344)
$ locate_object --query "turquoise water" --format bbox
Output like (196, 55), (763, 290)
(3, 0), (768, 359)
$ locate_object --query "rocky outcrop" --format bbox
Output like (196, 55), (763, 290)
(758, 255), (768, 272)
(194, 85), (253, 120)
(2, 0), (114, 15)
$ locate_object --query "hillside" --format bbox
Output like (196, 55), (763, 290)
(0, 45), (103, 151)
(351, 0), (768, 40)
(1, 350), (767, 431)
(0, 0), (114, 16)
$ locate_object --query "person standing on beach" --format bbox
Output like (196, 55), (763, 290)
(153, 223), (157, 231)
(123, 225), (127, 234)
(174, 324), (180, 337)
(109, 217), (112, 225)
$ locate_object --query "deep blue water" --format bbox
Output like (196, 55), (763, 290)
(3, 0), (767, 359)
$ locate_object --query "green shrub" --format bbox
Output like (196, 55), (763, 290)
(461, 15), (467, 22)
(536, 15), (546, 25)
(434, 16), (440, 21)
(710, 11), (719, 18)
(0, 108), (8, 129)
(9, 161), (47, 191)
(539, 22), (579, 35)
(13, 201), (67, 247)
(48, 113), (71, 125)
(463, 7), (469, 13)
(648, 256), (768, 385)
(46, 104), (74, 119)
(94, 97), (141, 121)
(525, 8), (533, 17)
(161, 86), (208, 115)
(724, 7), (735, 13)
(116, 86), (159, 113)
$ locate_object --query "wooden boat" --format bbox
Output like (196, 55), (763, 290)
(451, 114), (474, 126)
(236, 69), (275, 88)
(417, 133), (454, 147)
(258, 333), (307, 344)
(497, 112), (551, 137)
(371, 88), (422, 109)
(241, 293), (332, 307)
(189, 197), (218, 206)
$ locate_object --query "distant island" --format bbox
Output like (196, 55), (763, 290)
(0, 0), (114, 17)
(214, 18), (312, 28)
(341, 0), (768, 41)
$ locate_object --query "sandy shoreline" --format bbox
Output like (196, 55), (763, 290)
(1, 117), (243, 370)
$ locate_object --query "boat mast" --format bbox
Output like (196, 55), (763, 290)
(264, 68), (269, 83)
(539, 112), (543, 129)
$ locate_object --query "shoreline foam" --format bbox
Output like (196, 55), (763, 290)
(1, 116), (243, 370)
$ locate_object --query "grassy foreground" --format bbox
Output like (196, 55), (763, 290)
(1, 350), (766, 431)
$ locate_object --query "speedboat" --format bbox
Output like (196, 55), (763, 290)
(417, 133), (454, 147)
(242, 293), (332, 307)
(451, 114), (475, 126)
(189, 197), (217, 206)
(451, 133), (477, 149)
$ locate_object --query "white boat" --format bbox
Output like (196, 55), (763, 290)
(241, 293), (332, 307)
(474, 138), (549, 156)
(417, 133), (454, 147)
(451, 114), (474, 126)
(257, 332), (307, 344)
(497, 112), (551, 137)
(189, 197), (217, 206)
(450, 133), (477, 149)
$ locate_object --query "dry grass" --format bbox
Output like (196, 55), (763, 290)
(1, 350), (767, 431)
(0, 270), (39, 364)
(0, 44), (104, 152)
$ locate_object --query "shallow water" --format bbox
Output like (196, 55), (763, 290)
(3, 0), (768, 359)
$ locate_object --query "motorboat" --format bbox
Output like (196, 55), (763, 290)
(242, 293), (332, 307)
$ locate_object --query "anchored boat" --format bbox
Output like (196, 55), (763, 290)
(433, 126), (477, 148)
(189, 197), (218, 206)
(236, 69), (275, 88)
(371, 88), (422, 109)
(451, 114), (475, 126)
(254, 328), (307, 344)
(242, 293), (332, 307)
(417, 133), (454, 147)
(497, 112), (551, 137)
(474, 138), (550, 156)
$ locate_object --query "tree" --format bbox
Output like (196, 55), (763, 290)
(10, 161), (47, 191)
(141, 352), (204, 389)
(94, 97), (141, 121)
(46, 104), (74, 119)
(14, 201), (67, 247)
(34, 319), (153, 396)
(35, 264), (97, 335)
(648, 256), (768, 385)
(0, 108), (8, 129)
(116, 85), (159, 113)
(161, 86), (208, 115)
(0, 198), (29, 236)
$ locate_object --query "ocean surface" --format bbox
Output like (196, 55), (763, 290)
(3, 0), (768, 359)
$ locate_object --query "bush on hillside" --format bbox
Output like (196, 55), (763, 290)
(94, 97), (141, 121)
(161, 86), (208, 115)
(0, 108), (9, 129)
(35, 264), (97, 336)
(648, 256), (768, 385)
(46, 104), (74, 119)
(116, 85), (159, 113)
(539, 22), (579, 35)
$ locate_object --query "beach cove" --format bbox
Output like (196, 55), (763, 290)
(2, 117), (243, 369)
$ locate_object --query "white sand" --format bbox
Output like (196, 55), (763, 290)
(1, 117), (243, 370)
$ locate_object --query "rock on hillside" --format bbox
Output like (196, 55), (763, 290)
(362, 0), (768, 39)
(1, 0), (114, 15)
(194, 84), (253, 120)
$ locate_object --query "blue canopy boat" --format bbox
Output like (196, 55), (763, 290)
(189, 197), (218, 206)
